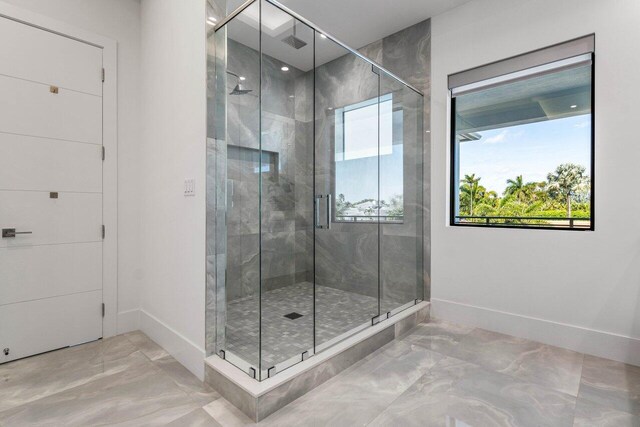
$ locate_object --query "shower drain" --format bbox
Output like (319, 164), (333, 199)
(284, 312), (303, 320)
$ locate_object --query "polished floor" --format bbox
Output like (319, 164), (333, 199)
(1, 322), (639, 426)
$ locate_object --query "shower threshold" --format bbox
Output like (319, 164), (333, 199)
(204, 301), (430, 421)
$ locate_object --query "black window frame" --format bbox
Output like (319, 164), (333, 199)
(449, 52), (596, 232)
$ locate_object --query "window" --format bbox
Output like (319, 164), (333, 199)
(450, 36), (594, 230)
(334, 94), (404, 222)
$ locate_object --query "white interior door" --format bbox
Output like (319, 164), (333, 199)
(0, 16), (103, 363)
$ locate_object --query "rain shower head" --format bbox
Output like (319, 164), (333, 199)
(282, 22), (307, 49)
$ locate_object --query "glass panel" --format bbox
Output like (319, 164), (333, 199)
(213, 1), (261, 376)
(314, 32), (380, 352)
(379, 71), (424, 315)
(259, 0), (315, 379)
(452, 62), (593, 229)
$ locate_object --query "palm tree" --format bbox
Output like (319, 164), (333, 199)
(546, 163), (589, 217)
(504, 175), (539, 203)
(504, 175), (525, 199)
(460, 174), (482, 216)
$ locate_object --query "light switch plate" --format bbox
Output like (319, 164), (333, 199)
(184, 178), (195, 196)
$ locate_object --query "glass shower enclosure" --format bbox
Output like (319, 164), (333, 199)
(207, 0), (424, 380)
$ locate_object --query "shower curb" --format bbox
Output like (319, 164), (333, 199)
(204, 301), (430, 421)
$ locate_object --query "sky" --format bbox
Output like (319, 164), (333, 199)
(459, 114), (592, 194)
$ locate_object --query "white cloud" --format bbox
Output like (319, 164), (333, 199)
(482, 130), (508, 144)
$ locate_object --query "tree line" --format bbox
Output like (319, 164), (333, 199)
(459, 163), (590, 220)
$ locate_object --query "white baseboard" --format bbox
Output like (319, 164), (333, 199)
(139, 309), (206, 380)
(117, 309), (140, 334)
(432, 298), (640, 367)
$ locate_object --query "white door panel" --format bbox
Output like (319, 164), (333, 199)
(0, 242), (101, 306)
(0, 191), (101, 247)
(0, 133), (102, 193)
(0, 16), (103, 364)
(0, 17), (102, 96)
(0, 290), (102, 363)
(0, 75), (101, 144)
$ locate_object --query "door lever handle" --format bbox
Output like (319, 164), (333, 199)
(2, 228), (32, 238)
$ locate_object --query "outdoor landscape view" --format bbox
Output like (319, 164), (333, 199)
(456, 115), (592, 228)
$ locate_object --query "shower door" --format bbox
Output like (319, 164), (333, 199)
(208, 0), (424, 381)
(314, 35), (381, 351)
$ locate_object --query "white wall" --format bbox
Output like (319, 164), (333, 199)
(431, 0), (640, 365)
(139, 0), (207, 378)
(0, 0), (143, 333)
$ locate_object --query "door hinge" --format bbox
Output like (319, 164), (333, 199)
(102, 68), (105, 83)
(101, 225), (105, 239)
(102, 146), (105, 161)
(102, 303), (105, 317)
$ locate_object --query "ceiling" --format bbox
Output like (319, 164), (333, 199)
(225, 0), (473, 50)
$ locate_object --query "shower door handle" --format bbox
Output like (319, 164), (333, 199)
(315, 194), (332, 229)
(326, 194), (332, 230)
(315, 195), (323, 229)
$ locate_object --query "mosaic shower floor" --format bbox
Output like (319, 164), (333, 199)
(225, 282), (407, 369)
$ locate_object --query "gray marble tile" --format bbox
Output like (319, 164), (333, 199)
(167, 408), (223, 427)
(124, 331), (170, 361)
(204, 398), (256, 427)
(259, 339), (442, 425)
(0, 351), (199, 426)
(255, 325), (396, 421)
(154, 355), (221, 406)
(205, 364), (257, 421)
(0, 336), (138, 412)
(452, 328), (584, 396)
(579, 354), (640, 416)
(400, 319), (474, 355)
(369, 356), (576, 427)
(573, 397), (640, 427)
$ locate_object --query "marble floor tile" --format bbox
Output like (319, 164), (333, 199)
(0, 335), (138, 412)
(167, 408), (223, 426)
(452, 328), (584, 396)
(204, 398), (256, 427)
(124, 331), (170, 361)
(398, 319), (474, 355)
(1, 324), (638, 426)
(573, 397), (640, 427)
(368, 356), (576, 427)
(154, 355), (221, 406)
(578, 354), (640, 416)
(0, 351), (199, 426)
(260, 341), (444, 427)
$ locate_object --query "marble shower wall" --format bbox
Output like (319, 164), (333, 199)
(220, 38), (314, 302)
(314, 20), (431, 307)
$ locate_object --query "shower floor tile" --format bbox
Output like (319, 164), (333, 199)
(225, 282), (406, 370)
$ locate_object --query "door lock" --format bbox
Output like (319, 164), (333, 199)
(2, 228), (32, 238)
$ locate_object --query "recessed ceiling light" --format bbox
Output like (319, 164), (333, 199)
(239, 76), (246, 81)
(570, 104), (577, 109)
(320, 34), (327, 39)
(281, 66), (289, 72)
(207, 17), (217, 25)
(289, 95), (295, 98)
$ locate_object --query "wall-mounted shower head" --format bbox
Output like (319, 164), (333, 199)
(226, 71), (253, 96)
(230, 83), (253, 96)
(282, 22), (307, 49)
